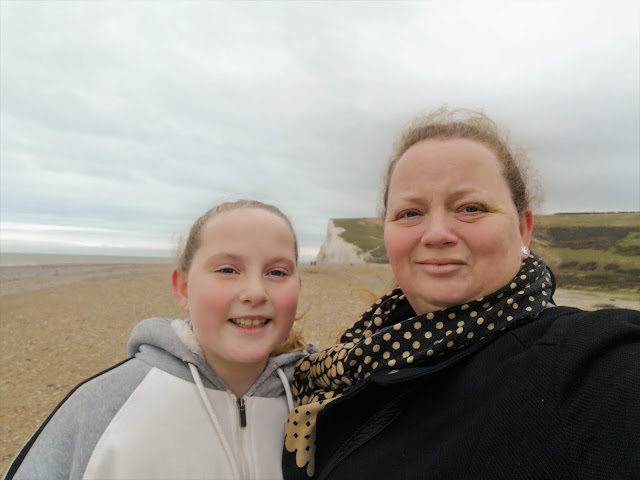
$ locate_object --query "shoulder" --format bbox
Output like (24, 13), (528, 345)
(65, 357), (155, 411)
(505, 306), (640, 384)
(510, 305), (640, 348)
(550, 306), (639, 356)
(541, 304), (640, 326)
(513, 306), (640, 420)
(536, 307), (640, 474)
(534, 304), (640, 372)
(493, 306), (640, 422)
(37, 357), (152, 430)
(304, 342), (321, 355)
(251, 345), (319, 398)
(5, 358), (152, 480)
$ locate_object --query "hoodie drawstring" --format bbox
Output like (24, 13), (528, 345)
(276, 367), (294, 411)
(188, 363), (241, 480)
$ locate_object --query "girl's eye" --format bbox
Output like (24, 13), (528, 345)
(216, 267), (237, 274)
(268, 269), (288, 277)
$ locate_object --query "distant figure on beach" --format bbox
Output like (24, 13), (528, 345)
(6, 200), (313, 480)
(283, 108), (640, 479)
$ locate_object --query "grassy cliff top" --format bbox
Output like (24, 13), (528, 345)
(535, 212), (639, 228)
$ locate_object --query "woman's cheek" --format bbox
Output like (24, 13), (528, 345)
(385, 227), (414, 262)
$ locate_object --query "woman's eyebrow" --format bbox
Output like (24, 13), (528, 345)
(392, 186), (487, 203)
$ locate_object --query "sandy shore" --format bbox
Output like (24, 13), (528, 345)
(1, 263), (638, 472)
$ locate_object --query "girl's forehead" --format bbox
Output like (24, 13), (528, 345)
(200, 208), (296, 248)
(206, 207), (287, 228)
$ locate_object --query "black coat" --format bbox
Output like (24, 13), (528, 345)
(283, 306), (640, 480)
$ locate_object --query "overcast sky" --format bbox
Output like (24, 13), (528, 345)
(1, 0), (638, 261)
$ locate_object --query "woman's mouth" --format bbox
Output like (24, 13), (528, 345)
(229, 318), (270, 328)
(417, 259), (465, 275)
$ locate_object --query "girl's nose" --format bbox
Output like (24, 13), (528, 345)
(420, 211), (458, 247)
(239, 276), (268, 304)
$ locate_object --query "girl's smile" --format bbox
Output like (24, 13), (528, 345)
(172, 207), (301, 387)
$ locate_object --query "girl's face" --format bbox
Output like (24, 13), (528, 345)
(384, 138), (533, 315)
(173, 208), (300, 377)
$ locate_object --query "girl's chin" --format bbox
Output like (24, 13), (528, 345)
(227, 350), (274, 365)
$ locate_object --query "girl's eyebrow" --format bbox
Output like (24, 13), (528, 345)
(203, 253), (296, 268)
(268, 256), (296, 268)
(202, 253), (241, 267)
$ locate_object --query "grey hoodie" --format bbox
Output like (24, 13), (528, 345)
(5, 317), (312, 480)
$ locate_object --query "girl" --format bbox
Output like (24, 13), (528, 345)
(6, 199), (312, 480)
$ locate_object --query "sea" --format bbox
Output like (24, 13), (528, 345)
(0, 252), (173, 267)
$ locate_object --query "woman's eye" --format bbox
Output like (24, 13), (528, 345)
(400, 210), (420, 218)
(462, 205), (483, 213)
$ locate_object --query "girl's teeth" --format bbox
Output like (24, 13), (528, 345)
(231, 318), (268, 327)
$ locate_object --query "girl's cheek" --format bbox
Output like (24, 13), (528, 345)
(284, 288), (301, 318)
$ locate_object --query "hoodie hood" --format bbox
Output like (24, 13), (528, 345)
(127, 317), (310, 398)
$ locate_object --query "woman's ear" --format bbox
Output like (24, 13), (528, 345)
(519, 209), (534, 258)
(171, 269), (190, 312)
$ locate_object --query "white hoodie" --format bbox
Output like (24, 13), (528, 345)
(5, 317), (312, 480)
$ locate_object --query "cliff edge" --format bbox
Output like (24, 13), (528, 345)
(315, 220), (366, 264)
(315, 218), (388, 264)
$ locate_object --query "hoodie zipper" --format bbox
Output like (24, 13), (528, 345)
(236, 397), (247, 427)
(236, 396), (249, 478)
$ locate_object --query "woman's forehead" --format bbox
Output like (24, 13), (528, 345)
(392, 139), (502, 182)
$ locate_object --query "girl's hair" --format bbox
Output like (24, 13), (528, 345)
(176, 199), (306, 354)
(382, 107), (538, 220)
(177, 199), (299, 272)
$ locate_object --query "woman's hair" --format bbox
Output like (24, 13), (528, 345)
(382, 107), (536, 220)
(176, 199), (306, 354)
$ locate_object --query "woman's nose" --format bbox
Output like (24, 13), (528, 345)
(239, 276), (268, 304)
(420, 212), (458, 247)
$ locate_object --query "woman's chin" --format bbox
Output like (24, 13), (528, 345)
(406, 287), (484, 314)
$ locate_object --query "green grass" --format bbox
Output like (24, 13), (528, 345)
(615, 232), (640, 256)
(618, 232), (640, 247)
(333, 218), (388, 262)
(535, 226), (638, 252)
(533, 245), (639, 291)
(534, 212), (640, 228)
(536, 246), (640, 266)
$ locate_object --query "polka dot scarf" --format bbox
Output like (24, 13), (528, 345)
(284, 253), (553, 477)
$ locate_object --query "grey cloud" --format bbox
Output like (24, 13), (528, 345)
(1, 1), (638, 258)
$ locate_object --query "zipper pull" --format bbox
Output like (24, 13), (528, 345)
(237, 397), (247, 428)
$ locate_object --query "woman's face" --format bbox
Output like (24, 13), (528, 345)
(384, 138), (533, 315)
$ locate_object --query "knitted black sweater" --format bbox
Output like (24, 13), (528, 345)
(283, 306), (640, 480)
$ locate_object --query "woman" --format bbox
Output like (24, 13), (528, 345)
(282, 109), (640, 480)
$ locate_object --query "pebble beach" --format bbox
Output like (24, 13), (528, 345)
(1, 263), (638, 473)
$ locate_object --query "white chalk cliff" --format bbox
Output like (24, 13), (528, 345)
(315, 220), (366, 264)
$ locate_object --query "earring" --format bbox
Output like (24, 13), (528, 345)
(521, 246), (529, 256)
